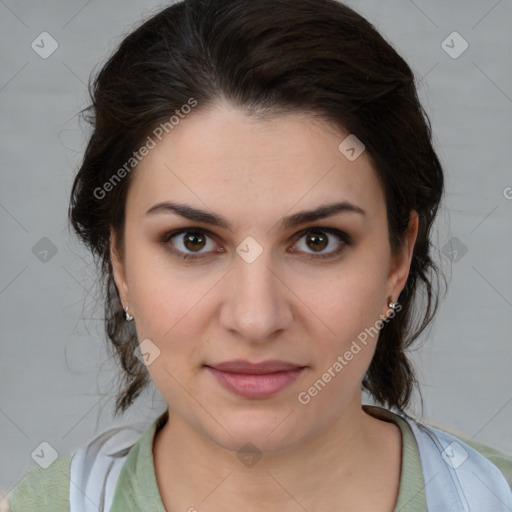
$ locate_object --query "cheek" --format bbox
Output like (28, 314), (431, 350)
(293, 262), (386, 340)
(126, 268), (207, 400)
(295, 287), (380, 410)
(122, 235), (195, 334)
(130, 275), (205, 344)
(124, 250), (221, 374)
(287, 258), (388, 387)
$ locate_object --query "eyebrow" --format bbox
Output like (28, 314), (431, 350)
(145, 200), (366, 231)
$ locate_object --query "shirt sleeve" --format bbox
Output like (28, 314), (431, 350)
(6, 452), (72, 512)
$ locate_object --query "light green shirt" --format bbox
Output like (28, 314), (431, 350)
(7, 405), (512, 511)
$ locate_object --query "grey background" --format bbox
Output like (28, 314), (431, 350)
(1, 0), (511, 496)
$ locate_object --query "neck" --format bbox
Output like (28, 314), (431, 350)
(153, 394), (400, 511)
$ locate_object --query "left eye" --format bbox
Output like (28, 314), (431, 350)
(291, 228), (350, 259)
(161, 228), (350, 260)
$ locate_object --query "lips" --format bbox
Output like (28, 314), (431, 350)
(204, 360), (306, 398)
(206, 359), (304, 374)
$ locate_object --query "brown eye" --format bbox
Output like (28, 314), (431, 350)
(292, 228), (350, 260)
(305, 231), (328, 252)
(182, 231), (207, 252)
(162, 229), (219, 259)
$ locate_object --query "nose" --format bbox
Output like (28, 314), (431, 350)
(219, 248), (293, 344)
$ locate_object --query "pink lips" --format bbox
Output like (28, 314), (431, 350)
(205, 359), (306, 398)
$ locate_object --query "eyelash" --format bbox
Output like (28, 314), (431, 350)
(159, 227), (351, 262)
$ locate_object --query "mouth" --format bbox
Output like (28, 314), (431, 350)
(204, 360), (307, 398)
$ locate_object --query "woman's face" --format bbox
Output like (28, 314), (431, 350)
(111, 102), (417, 453)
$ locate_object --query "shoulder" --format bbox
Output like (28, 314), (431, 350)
(409, 417), (512, 493)
(445, 430), (512, 491)
(6, 452), (73, 512)
(6, 418), (156, 512)
(397, 415), (512, 511)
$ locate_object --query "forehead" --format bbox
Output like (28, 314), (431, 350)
(127, 104), (385, 226)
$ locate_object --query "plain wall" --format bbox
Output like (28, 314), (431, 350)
(1, 0), (511, 494)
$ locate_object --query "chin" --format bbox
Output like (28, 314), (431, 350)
(200, 409), (307, 455)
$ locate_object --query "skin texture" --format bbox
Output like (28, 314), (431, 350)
(111, 101), (419, 511)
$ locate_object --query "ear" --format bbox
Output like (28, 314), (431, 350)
(386, 210), (419, 302)
(110, 227), (129, 307)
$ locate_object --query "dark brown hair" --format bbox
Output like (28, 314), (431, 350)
(69, 0), (446, 417)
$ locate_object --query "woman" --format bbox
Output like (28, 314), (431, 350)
(7, 0), (512, 510)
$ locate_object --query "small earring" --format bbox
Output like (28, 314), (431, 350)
(124, 305), (134, 322)
(388, 298), (398, 310)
